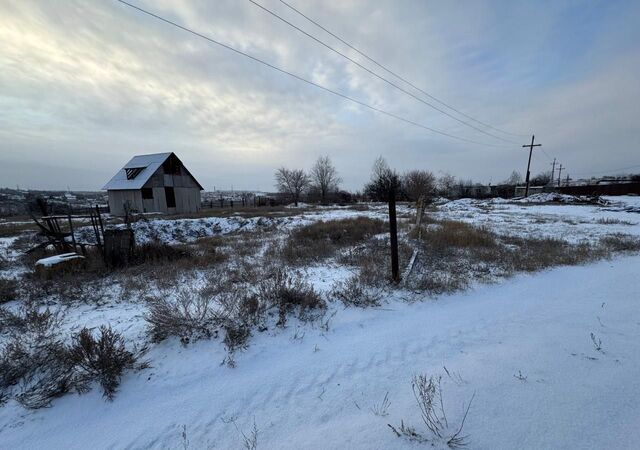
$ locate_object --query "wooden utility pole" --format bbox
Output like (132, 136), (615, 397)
(557, 164), (564, 187)
(550, 158), (557, 185)
(522, 135), (542, 197)
(388, 185), (400, 283)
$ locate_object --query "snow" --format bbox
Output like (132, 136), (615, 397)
(1, 256), (640, 449)
(2, 197), (640, 449)
(436, 196), (640, 243)
(34, 252), (85, 267)
(85, 205), (407, 245)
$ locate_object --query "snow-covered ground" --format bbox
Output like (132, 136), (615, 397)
(74, 204), (402, 245)
(1, 196), (640, 449)
(1, 256), (639, 449)
(436, 195), (639, 243)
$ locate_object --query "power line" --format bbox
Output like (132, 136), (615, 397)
(541, 147), (554, 162)
(572, 164), (640, 177)
(114, 0), (512, 148)
(248, 0), (520, 145)
(278, 0), (528, 139)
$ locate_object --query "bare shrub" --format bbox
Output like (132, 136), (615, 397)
(1, 306), (146, 407)
(257, 269), (325, 326)
(331, 276), (382, 307)
(0, 304), (61, 335)
(0, 306), (25, 333)
(67, 326), (147, 400)
(389, 374), (474, 448)
(0, 306), (70, 408)
(222, 320), (251, 357)
(146, 288), (219, 343)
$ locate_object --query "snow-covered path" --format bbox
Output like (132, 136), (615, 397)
(2, 256), (640, 449)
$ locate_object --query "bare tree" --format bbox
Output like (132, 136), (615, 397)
(531, 171), (552, 186)
(437, 173), (457, 198)
(275, 167), (309, 206)
(504, 170), (523, 185)
(402, 170), (436, 204)
(310, 156), (341, 203)
(365, 157), (400, 202)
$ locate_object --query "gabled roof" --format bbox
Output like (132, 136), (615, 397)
(102, 152), (203, 191)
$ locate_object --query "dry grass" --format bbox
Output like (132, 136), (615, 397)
(415, 220), (498, 253)
(280, 217), (386, 264)
(0, 221), (39, 237)
(595, 217), (634, 225)
(0, 277), (18, 303)
(598, 234), (640, 252)
(407, 218), (640, 295)
(340, 237), (413, 287)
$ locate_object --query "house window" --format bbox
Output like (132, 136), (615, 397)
(165, 187), (176, 208)
(125, 167), (145, 180)
(141, 188), (153, 199)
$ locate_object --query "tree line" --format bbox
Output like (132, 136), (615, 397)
(274, 157), (560, 205)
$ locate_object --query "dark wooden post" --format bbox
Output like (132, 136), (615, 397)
(67, 212), (77, 253)
(522, 135), (541, 197)
(388, 187), (400, 282)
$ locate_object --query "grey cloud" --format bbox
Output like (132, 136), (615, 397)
(0, 0), (638, 191)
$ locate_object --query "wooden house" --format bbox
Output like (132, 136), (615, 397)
(103, 152), (203, 215)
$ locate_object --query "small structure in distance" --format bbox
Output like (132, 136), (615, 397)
(103, 152), (203, 215)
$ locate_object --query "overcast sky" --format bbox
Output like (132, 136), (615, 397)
(1, 0), (639, 191)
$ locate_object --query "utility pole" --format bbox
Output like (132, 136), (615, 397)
(550, 158), (556, 185)
(557, 164), (564, 187)
(522, 135), (542, 197)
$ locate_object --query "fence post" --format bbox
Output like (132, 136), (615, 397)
(388, 188), (400, 282)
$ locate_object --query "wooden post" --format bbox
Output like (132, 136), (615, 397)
(557, 164), (564, 187)
(522, 135), (541, 197)
(388, 187), (400, 283)
(67, 212), (77, 253)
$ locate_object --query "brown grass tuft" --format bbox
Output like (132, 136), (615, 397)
(280, 217), (386, 264)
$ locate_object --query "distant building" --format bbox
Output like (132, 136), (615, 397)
(514, 186), (544, 197)
(103, 152), (203, 216)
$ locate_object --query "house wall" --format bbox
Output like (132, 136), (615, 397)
(174, 187), (201, 214)
(143, 160), (201, 214)
(108, 187), (201, 215)
(108, 190), (144, 216)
